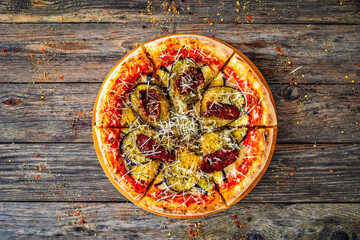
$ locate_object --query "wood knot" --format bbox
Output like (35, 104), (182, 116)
(281, 84), (303, 100)
(330, 230), (350, 240)
(2, 98), (22, 106)
(247, 233), (263, 240)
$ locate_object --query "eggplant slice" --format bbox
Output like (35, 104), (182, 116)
(207, 71), (225, 88)
(121, 126), (174, 165)
(196, 174), (215, 194)
(200, 130), (238, 156)
(164, 145), (202, 192)
(201, 64), (216, 88)
(168, 58), (205, 114)
(130, 160), (161, 182)
(156, 66), (170, 88)
(201, 86), (246, 129)
(130, 83), (170, 130)
(213, 170), (227, 185)
(230, 127), (248, 144)
(121, 106), (141, 128)
(200, 130), (240, 173)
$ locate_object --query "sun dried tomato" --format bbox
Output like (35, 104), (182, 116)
(139, 89), (161, 121)
(176, 67), (204, 95)
(203, 102), (240, 120)
(136, 134), (175, 163)
(200, 148), (238, 173)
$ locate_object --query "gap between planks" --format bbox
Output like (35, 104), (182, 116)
(0, 200), (359, 204)
(1, 22), (360, 25)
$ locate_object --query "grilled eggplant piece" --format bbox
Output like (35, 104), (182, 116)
(185, 138), (202, 156)
(201, 86), (246, 129)
(120, 128), (131, 135)
(130, 83), (170, 130)
(196, 175), (215, 194)
(200, 130), (239, 173)
(168, 58), (205, 114)
(130, 160), (161, 182)
(213, 170), (227, 185)
(230, 128), (248, 144)
(227, 115), (250, 127)
(156, 66), (170, 88)
(208, 71), (225, 88)
(201, 64), (216, 88)
(164, 145), (202, 192)
(121, 106), (141, 127)
(136, 134), (175, 163)
(147, 72), (154, 83)
(121, 127), (156, 165)
(121, 127), (174, 165)
(200, 130), (238, 155)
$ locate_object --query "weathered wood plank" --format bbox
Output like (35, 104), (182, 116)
(0, 202), (359, 239)
(1, 0), (359, 24)
(0, 23), (359, 84)
(1, 143), (359, 202)
(1, 83), (359, 143)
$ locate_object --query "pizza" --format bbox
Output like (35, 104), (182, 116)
(93, 34), (277, 218)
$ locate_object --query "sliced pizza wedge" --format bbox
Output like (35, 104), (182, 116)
(95, 46), (157, 128)
(209, 53), (277, 127)
(140, 144), (226, 217)
(143, 35), (234, 116)
(93, 126), (164, 201)
(200, 127), (276, 206)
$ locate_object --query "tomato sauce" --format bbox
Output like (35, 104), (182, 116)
(157, 47), (222, 69)
(149, 187), (211, 206)
(220, 129), (260, 189)
(104, 61), (152, 127)
(225, 68), (263, 125)
(136, 134), (175, 163)
(103, 130), (150, 194)
(116, 162), (148, 193)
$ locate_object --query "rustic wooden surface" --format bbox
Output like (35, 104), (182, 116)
(0, 0), (359, 239)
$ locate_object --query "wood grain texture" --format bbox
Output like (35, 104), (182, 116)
(1, 83), (359, 143)
(0, 0), (359, 236)
(1, 0), (359, 24)
(1, 202), (359, 239)
(0, 23), (359, 84)
(1, 143), (359, 202)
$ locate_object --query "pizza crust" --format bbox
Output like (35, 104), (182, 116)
(143, 34), (234, 74)
(140, 172), (226, 217)
(95, 47), (153, 127)
(224, 54), (277, 126)
(218, 128), (275, 206)
(93, 127), (160, 202)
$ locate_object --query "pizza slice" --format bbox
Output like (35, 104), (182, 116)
(206, 53), (277, 127)
(140, 144), (226, 217)
(93, 126), (164, 201)
(200, 127), (276, 206)
(95, 46), (158, 128)
(143, 35), (234, 116)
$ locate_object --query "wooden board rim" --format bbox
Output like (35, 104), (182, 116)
(92, 34), (278, 219)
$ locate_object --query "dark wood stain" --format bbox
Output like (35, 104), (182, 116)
(2, 98), (22, 106)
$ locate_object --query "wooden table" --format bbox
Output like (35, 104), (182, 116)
(1, 0), (359, 239)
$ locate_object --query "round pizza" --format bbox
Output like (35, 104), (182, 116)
(93, 34), (277, 218)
